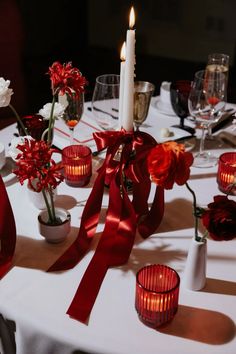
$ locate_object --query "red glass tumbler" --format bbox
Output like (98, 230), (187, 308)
(135, 264), (180, 328)
(62, 145), (92, 187)
(217, 152), (236, 195)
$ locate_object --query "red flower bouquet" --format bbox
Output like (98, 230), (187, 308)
(13, 138), (64, 224)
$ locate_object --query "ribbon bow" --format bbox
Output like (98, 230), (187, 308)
(48, 129), (164, 323)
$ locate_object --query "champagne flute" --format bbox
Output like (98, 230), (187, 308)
(188, 70), (226, 168)
(206, 53), (229, 140)
(133, 81), (155, 130)
(58, 92), (84, 145)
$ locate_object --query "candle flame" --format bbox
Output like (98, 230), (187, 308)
(129, 6), (135, 29)
(120, 42), (126, 61)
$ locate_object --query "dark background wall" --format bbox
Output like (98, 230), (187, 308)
(1, 0), (236, 126)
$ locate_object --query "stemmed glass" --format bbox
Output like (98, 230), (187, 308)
(59, 92), (84, 145)
(92, 74), (119, 130)
(206, 53), (229, 140)
(133, 81), (155, 130)
(188, 70), (226, 168)
(170, 80), (195, 135)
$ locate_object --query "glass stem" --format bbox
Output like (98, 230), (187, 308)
(70, 128), (74, 145)
(199, 125), (206, 155)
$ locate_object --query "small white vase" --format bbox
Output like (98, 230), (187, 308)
(38, 207), (71, 243)
(183, 238), (207, 291)
(27, 186), (57, 210)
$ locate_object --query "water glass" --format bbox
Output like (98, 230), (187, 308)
(92, 74), (119, 130)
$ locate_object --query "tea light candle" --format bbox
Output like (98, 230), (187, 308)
(122, 6), (135, 132)
(62, 145), (92, 187)
(135, 264), (180, 328)
(217, 152), (236, 195)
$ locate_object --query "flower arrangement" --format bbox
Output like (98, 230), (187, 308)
(4, 61), (87, 224)
(0, 61), (87, 144)
(147, 141), (236, 242)
(12, 138), (64, 224)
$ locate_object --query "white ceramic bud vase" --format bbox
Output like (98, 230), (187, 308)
(183, 238), (207, 291)
(38, 207), (71, 243)
(27, 178), (57, 210)
(27, 185), (57, 210)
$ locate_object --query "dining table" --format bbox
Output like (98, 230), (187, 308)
(0, 97), (236, 354)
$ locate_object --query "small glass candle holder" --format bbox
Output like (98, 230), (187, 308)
(62, 145), (92, 187)
(217, 152), (236, 195)
(135, 264), (180, 328)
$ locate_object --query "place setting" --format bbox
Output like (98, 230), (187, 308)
(0, 4), (236, 354)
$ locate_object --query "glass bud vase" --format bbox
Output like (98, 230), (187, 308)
(183, 238), (207, 291)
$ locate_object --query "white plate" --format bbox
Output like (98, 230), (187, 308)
(152, 127), (191, 142)
(0, 157), (16, 183)
(151, 96), (177, 116)
(152, 127), (195, 152)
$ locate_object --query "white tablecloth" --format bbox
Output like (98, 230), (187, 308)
(0, 99), (236, 354)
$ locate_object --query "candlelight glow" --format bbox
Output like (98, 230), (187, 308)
(129, 6), (135, 29)
(120, 42), (126, 61)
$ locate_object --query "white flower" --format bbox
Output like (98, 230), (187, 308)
(39, 102), (65, 120)
(0, 77), (13, 107)
(8, 136), (33, 161)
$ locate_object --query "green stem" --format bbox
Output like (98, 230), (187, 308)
(49, 186), (56, 221)
(9, 103), (28, 136)
(42, 188), (54, 223)
(47, 95), (56, 145)
(185, 181), (201, 242)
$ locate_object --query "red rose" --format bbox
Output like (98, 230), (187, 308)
(147, 141), (194, 189)
(202, 195), (236, 241)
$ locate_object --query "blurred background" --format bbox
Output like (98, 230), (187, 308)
(1, 0), (236, 126)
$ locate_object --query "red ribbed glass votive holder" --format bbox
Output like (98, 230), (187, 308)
(135, 264), (180, 328)
(217, 152), (236, 195)
(62, 145), (92, 187)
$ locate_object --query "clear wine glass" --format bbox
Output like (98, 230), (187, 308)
(188, 69), (226, 168)
(58, 92), (84, 145)
(170, 80), (195, 135)
(91, 74), (119, 130)
(206, 53), (229, 140)
(133, 81), (155, 130)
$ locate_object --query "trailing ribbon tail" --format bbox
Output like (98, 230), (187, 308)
(67, 166), (137, 323)
(0, 176), (16, 278)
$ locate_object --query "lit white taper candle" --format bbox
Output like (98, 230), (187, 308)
(122, 6), (135, 131)
(118, 42), (126, 129)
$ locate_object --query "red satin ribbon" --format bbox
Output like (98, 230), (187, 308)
(48, 130), (165, 323)
(0, 176), (16, 278)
